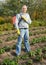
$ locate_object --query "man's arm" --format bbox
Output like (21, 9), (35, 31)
(14, 14), (20, 35)
(14, 14), (19, 30)
(27, 14), (32, 24)
(21, 14), (32, 24)
(24, 14), (32, 24)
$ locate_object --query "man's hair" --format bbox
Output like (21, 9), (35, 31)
(22, 5), (27, 9)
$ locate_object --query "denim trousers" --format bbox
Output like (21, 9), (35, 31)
(16, 28), (30, 55)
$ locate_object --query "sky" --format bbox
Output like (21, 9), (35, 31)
(0, 0), (5, 1)
(0, 0), (3, 1)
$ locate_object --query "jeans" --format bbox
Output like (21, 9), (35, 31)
(16, 28), (30, 55)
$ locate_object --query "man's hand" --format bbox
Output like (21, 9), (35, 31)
(16, 29), (20, 35)
(21, 15), (28, 22)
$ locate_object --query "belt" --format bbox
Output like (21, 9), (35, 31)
(20, 28), (28, 29)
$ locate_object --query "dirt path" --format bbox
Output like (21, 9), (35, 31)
(0, 27), (46, 65)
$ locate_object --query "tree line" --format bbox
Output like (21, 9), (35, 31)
(0, 0), (46, 20)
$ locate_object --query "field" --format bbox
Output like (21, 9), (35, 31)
(0, 0), (46, 64)
(0, 24), (46, 65)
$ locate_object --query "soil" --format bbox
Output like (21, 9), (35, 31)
(0, 27), (46, 65)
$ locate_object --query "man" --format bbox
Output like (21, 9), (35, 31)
(15, 5), (32, 56)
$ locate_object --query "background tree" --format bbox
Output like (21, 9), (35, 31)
(0, 0), (46, 20)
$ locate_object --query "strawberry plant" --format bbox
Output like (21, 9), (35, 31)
(13, 56), (20, 62)
(29, 30), (46, 36)
(21, 54), (29, 60)
(12, 36), (17, 40)
(1, 58), (18, 65)
(35, 55), (43, 61)
(6, 37), (13, 41)
(31, 36), (46, 45)
(0, 25), (4, 31)
(12, 44), (16, 49)
(31, 38), (37, 44)
(0, 40), (2, 43)
(0, 31), (3, 35)
(6, 36), (17, 41)
(0, 48), (5, 54)
(26, 59), (33, 65)
(42, 47), (46, 53)
(0, 46), (11, 54)
(43, 54), (46, 59)
(28, 51), (36, 59)
(29, 32), (32, 36)
(35, 48), (42, 55)
(3, 46), (11, 52)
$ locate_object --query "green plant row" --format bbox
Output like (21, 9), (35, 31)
(21, 47), (46, 61)
(0, 30), (16, 36)
(30, 20), (46, 27)
(0, 20), (46, 31)
(29, 30), (46, 36)
(29, 26), (46, 31)
(0, 46), (11, 54)
(5, 36), (46, 43)
(0, 23), (14, 31)
(0, 44), (16, 54)
(0, 26), (46, 36)
(0, 45), (46, 60)
(6, 35), (17, 41)
(6, 35), (46, 43)
(0, 48), (5, 54)
(0, 29), (46, 37)
(0, 36), (46, 54)
(31, 36), (46, 45)
(0, 47), (46, 65)
(0, 58), (18, 65)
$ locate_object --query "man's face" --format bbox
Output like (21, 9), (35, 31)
(22, 5), (27, 13)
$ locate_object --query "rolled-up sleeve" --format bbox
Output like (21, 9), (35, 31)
(14, 14), (19, 30)
(26, 14), (32, 24)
